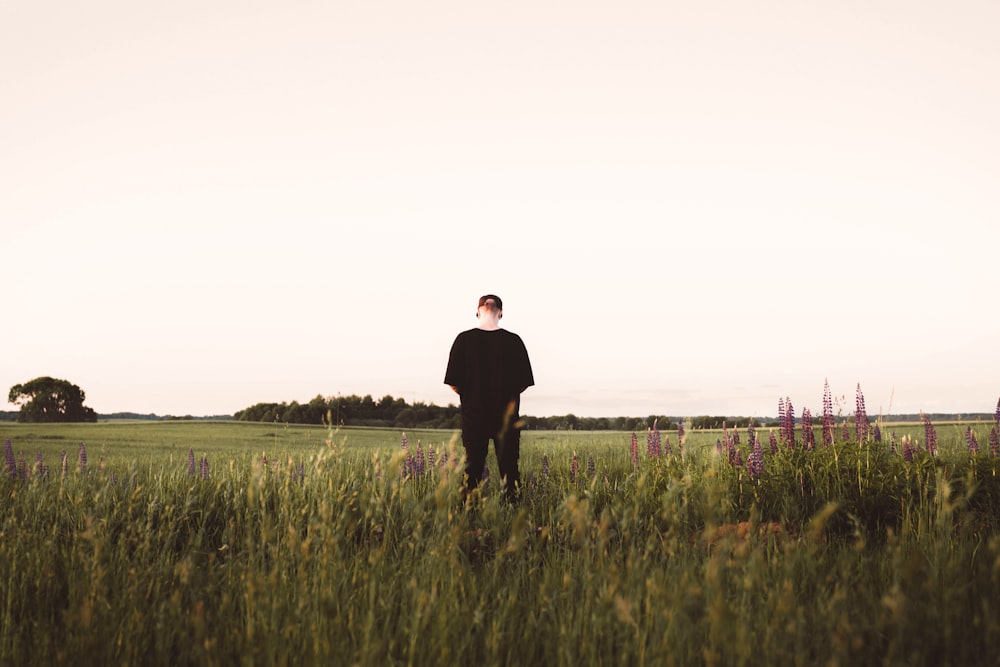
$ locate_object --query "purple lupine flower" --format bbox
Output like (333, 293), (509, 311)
(4, 439), (15, 479)
(587, 455), (596, 478)
(777, 398), (786, 444)
(890, 431), (897, 455)
(768, 429), (778, 455)
(187, 448), (196, 476)
(855, 384), (870, 443)
(630, 432), (639, 470)
(822, 379), (835, 448)
(541, 454), (550, 481)
(873, 424), (882, 444)
(784, 398), (796, 449)
(78, 443), (87, 472)
(653, 420), (662, 457)
(746, 436), (764, 478)
(646, 428), (655, 458)
(415, 441), (425, 476)
(995, 397), (1000, 430)
(427, 445), (436, 469)
(801, 408), (815, 451)
(570, 454), (579, 483)
(990, 426), (999, 458)
(677, 419), (686, 446)
(747, 422), (756, 454)
(841, 423), (851, 443)
(200, 455), (209, 479)
(902, 435), (914, 463)
(966, 427), (979, 456)
(921, 413), (937, 456)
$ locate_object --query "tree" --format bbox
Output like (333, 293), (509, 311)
(8, 376), (98, 423)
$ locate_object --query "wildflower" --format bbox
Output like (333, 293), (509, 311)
(902, 435), (914, 462)
(200, 455), (210, 479)
(873, 424), (882, 444)
(653, 420), (662, 457)
(630, 432), (639, 470)
(855, 384), (870, 443)
(415, 441), (425, 476)
(746, 436), (764, 478)
(587, 455), (596, 478)
(784, 398), (796, 449)
(768, 429), (778, 455)
(921, 413), (938, 456)
(890, 431), (897, 455)
(79, 443), (87, 472)
(677, 419), (686, 446)
(990, 426), (999, 458)
(965, 427), (979, 456)
(646, 428), (655, 458)
(822, 379), (835, 448)
(571, 454), (579, 483)
(542, 455), (550, 480)
(427, 445), (436, 469)
(801, 408), (815, 451)
(4, 439), (15, 479)
(187, 448), (196, 476)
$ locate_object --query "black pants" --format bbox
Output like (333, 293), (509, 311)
(462, 419), (521, 500)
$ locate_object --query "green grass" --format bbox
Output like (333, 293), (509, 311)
(3, 420), (1000, 666)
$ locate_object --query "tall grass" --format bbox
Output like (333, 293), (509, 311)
(2, 419), (1000, 666)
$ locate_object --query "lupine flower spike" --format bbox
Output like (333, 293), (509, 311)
(965, 427), (979, 456)
(855, 384), (870, 443)
(630, 432), (639, 470)
(4, 439), (15, 479)
(921, 413), (938, 456)
(822, 379), (835, 448)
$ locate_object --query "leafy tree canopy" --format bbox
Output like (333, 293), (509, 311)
(8, 376), (98, 423)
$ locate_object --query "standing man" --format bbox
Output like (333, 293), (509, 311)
(445, 294), (534, 502)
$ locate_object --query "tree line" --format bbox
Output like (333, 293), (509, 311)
(233, 394), (693, 431)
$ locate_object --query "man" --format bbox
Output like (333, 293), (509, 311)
(445, 294), (534, 502)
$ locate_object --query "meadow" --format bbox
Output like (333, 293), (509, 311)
(3, 412), (1000, 666)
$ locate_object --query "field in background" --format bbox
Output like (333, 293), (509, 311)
(3, 419), (1000, 665)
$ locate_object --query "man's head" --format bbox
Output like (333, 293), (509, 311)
(477, 294), (502, 315)
(476, 294), (503, 327)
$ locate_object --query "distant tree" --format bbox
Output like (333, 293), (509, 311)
(8, 376), (98, 423)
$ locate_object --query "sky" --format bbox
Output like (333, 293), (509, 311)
(2, 0), (998, 420)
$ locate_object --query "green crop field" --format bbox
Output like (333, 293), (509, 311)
(3, 418), (1000, 666)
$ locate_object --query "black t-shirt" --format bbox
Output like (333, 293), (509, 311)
(444, 328), (534, 427)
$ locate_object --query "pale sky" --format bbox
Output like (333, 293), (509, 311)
(3, 1), (998, 420)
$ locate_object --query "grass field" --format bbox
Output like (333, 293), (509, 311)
(3, 418), (1000, 666)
